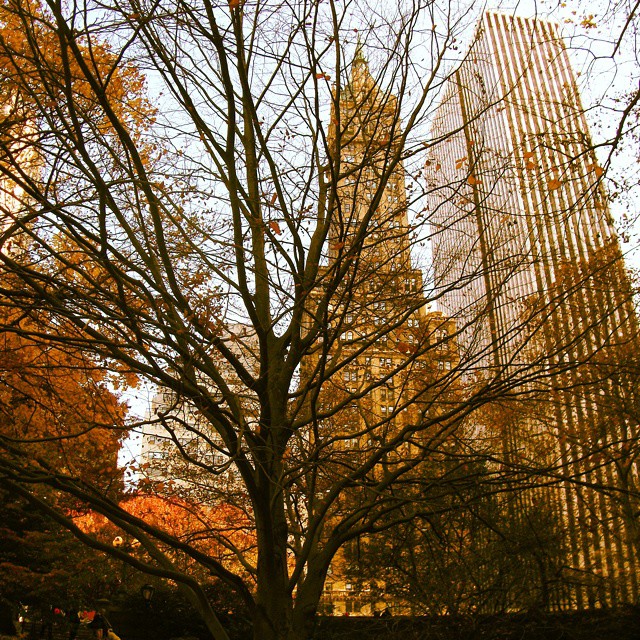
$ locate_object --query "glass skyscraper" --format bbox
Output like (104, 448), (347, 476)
(428, 12), (639, 607)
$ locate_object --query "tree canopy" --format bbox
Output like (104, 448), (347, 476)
(0, 1), (638, 639)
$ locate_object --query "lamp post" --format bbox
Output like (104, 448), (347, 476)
(140, 585), (155, 607)
(112, 536), (130, 592)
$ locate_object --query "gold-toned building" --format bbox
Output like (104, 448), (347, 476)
(302, 47), (458, 616)
(427, 12), (640, 608)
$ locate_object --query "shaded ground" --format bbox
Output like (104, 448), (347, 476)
(314, 609), (640, 640)
(2, 608), (639, 640)
(108, 607), (640, 640)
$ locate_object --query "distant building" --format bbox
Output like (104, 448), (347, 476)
(138, 323), (259, 500)
(427, 12), (639, 607)
(0, 99), (39, 254)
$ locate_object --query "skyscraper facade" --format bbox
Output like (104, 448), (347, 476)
(427, 12), (639, 607)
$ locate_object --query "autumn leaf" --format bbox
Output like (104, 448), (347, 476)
(467, 174), (482, 186)
(269, 220), (282, 235)
(523, 151), (535, 159)
(397, 341), (411, 354)
(435, 163), (442, 172)
(547, 178), (562, 191)
(270, 192), (277, 205)
(525, 160), (536, 170)
(580, 14), (597, 29)
(587, 163), (604, 178)
(229, 0), (243, 9)
(455, 157), (467, 170)
(332, 241), (345, 251)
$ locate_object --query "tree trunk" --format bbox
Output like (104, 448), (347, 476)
(179, 582), (231, 640)
(252, 487), (296, 640)
(253, 580), (294, 640)
(252, 551), (322, 640)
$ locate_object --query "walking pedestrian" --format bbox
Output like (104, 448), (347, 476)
(67, 608), (81, 640)
(89, 610), (106, 639)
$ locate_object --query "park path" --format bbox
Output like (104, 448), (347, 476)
(23, 624), (100, 640)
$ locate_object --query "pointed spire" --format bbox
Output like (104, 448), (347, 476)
(351, 37), (374, 95)
(353, 34), (366, 66)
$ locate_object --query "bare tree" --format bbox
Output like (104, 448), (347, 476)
(0, 0), (639, 639)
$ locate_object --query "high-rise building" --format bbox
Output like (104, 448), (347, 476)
(427, 12), (639, 607)
(0, 101), (39, 255)
(302, 47), (459, 616)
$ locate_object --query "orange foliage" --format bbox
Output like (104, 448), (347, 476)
(455, 157), (467, 170)
(0, 0), (154, 140)
(0, 290), (127, 488)
(77, 494), (256, 568)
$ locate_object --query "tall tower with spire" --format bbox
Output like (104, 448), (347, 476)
(303, 47), (458, 616)
(327, 43), (415, 274)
